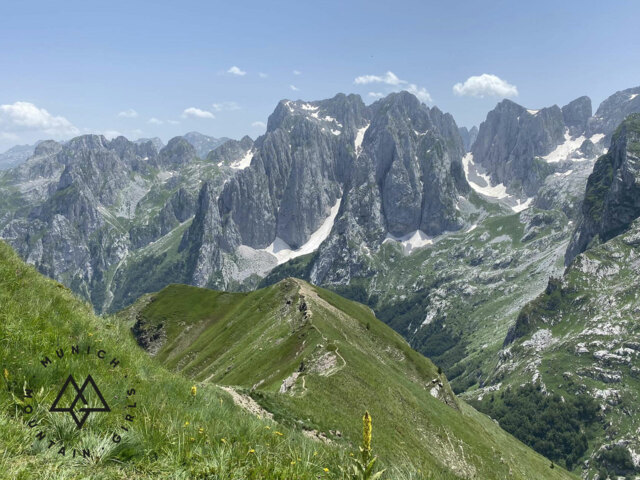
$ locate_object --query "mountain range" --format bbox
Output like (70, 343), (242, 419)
(1, 85), (640, 477)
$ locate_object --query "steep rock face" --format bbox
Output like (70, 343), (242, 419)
(0, 142), (38, 170)
(562, 96), (592, 136)
(206, 135), (253, 166)
(157, 137), (197, 169)
(565, 113), (640, 264)
(471, 100), (564, 195)
(189, 94), (368, 257)
(310, 92), (469, 285)
(587, 86), (640, 139)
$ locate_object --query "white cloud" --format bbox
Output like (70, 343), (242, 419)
(167, 119), (180, 125)
(212, 101), (241, 112)
(289, 85), (300, 91)
(0, 101), (79, 137)
(182, 107), (215, 119)
(293, 70), (302, 75)
(227, 66), (246, 76)
(259, 72), (268, 78)
(117, 108), (138, 118)
(251, 121), (267, 129)
(148, 117), (164, 125)
(354, 71), (432, 103)
(355, 71), (404, 86)
(406, 84), (432, 103)
(453, 74), (518, 98)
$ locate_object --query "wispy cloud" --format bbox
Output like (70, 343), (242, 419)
(182, 107), (215, 119)
(148, 117), (163, 125)
(117, 108), (138, 118)
(259, 72), (268, 78)
(453, 74), (518, 98)
(251, 121), (266, 128)
(0, 101), (79, 137)
(293, 70), (302, 75)
(289, 85), (300, 91)
(354, 71), (432, 103)
(167, 119), (180, 125)
(212, 101), (241, 112)
(227, 66), (246, 76)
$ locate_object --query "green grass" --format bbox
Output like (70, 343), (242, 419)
(121, 278), (577, 479)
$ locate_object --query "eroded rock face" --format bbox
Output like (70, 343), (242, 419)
(587, 86), (640, 140)
(566, 113), (640, 264)
(562, 96), (592, 137)
(471, 99), (564, 196)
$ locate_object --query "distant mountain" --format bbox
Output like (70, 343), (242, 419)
(134, 136), (164, 151)
(183, 131), (230, 158)
(458, 125), (478, 151)
(0, 142), (39, 170)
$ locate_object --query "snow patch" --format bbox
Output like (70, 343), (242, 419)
(466, 224), (477, 233)
(512, 197), (533, 213)
(355, 124), (369, 154)
(300, 103), (318, 111)
(261, 197), (341, 265)
(462, 153), (509, 199)
(383, 230), (433, 255)
(630, 93), (638, 101)
(526, 109), (539, 115)
(589, 133), (605, 144)
(231, 149), (253, 170)
(541, 130), (586, 163)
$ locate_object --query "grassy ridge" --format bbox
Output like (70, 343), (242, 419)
(123, 279), (577, 479)
(0, 241), (356, 479)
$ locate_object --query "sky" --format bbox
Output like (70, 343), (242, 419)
(1, 0), (639, 152)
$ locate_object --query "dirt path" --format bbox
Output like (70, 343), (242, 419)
(220, 386), (273, 420)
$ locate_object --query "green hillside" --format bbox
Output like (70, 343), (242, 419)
(122, 278), (577, 479)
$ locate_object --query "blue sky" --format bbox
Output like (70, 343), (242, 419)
(1, 0), (639, 151)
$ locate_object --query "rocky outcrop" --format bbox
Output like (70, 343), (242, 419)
(566, 113), (640, 264)
(562, 96), (592, 137)
(471, 100), (564, 196)
(587, 86), (640, 140)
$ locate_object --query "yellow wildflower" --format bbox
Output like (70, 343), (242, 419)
(363, 411), (372, 452)
(3, 369), (8, 381)
(189, 437), (195, 442)
(264, 426), (271, 430)
(323, 467), (329, 472)
(191, 385), (197, 397)
(184, 421), (189, 427)
(221, 438), (227, 444)
(248, 449), (255, 454)
(290, 461), (296, 465)
(198, 428), (204, 435)
(275, 431), (284, 436)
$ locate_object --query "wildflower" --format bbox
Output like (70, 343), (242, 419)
(248, 449), (255, 454)
(184, 421), (189, 427)
(264, 426), (271, 430)
(191, 385), (197, 397)
(363, 411), (372, 452)
(313, 451), (318, 456)
(323, 467), (329, 472)
(291, 461), (296, 465)
(221, 438), (227, 444)
(198, 428), (204, 435)
(274, 431), (284, 436)
(189, 437), (195, 442)
(3, 369), (8, 381)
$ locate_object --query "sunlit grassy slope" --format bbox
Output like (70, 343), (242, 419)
(122, 278), (577, 479)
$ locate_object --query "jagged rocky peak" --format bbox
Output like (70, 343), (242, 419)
(587, 85), (640, 139)
(565, 113), (640, 264)
(134, 136), (164, 151)
(158, 136), (198, 169)
(471, 99), (565, 195)
(206, 135), (254, 168)
(561, 95), (592, 136)
(33, 140), (62, 157)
